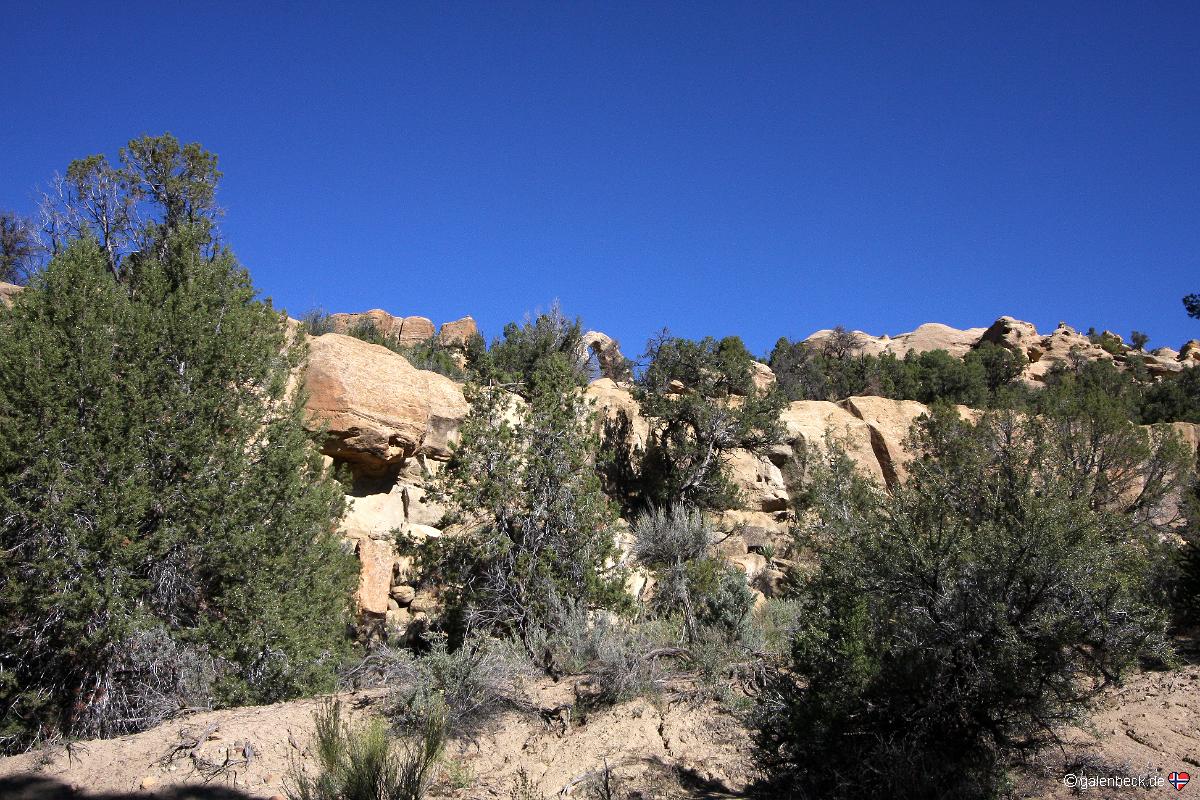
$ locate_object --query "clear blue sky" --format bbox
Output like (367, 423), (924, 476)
(3, 2), (1198, 356)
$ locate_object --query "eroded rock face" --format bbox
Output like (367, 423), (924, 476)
(304, 334), (468, 475)
(777, 400), (887, 487)
(586, 378), (650, 448)
(839, 396), (931, 484)
(437, 316), (479, 348)
(0, 282), (21, 307)
(978, 316), (1041, 353)
(805, 323), (986, 359)
(749, 361), (777, 395)
(726, 449), (789, 512)
(328, 310), (436, 346)
(580, 331), (631, 381)
(886, 323), (988, 358)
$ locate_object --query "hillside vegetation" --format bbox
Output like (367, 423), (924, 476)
(3, 136), (1200, 800)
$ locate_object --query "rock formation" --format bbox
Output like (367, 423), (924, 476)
(0, 282), (22, 307)
(809, 315), (1200, 385)
(303, 333), (469, 476)
(300, 307), (1200, 635)
(579, 330), (632, 381)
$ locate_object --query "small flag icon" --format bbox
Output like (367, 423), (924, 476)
(1169, 772), (1190, 791)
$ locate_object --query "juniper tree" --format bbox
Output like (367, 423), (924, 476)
(0, 230), (353, 749)
(753, 405), (1186, 799)
(421, 353), (626, 652)
(0, 211), (40, 283)
(634, 334), (785, 509)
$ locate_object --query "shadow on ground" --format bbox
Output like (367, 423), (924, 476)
(0, 775), (257, 800)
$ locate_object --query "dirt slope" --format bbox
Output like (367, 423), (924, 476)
(3, 666), (1199, 799)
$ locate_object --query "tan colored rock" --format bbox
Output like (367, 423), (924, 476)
(329, 309), (403, 340)
(402, 523), (443, 542)
(625, 567), (653, 602)
(1025, 324), (1114, 382)
(730, 552), (769, 583)
(839, 396), (931, 484)
(978, 316), (1042, 355)
(409, 590), (439, 614)
(803, 328), (889, 357)
(749, 361), (777, 395)
(806, 323), (985, 359)
(713, 533), (749, 558)
(353, 536), (396, 616)
(437, 316), (479, 348)
(390, 584), (416, 605)
(887, 323), (987, 358)
(304, 333), (468, 474)
(715, 510), (791, 536)
(580, 331), (631, 381)
(398, 482), (448, 526)
(1141, 351), (1183, 377)
(1181, 341), (1200, 362)
(327, 310), (436, 347)
(726, 449), (789, 511)
(778, 400), (886, 486)
(0, 282), (22, 307)
(385, 606), (411, 630)
(340, 491), (407, 541)
(586, 379), (650, 448)
(397, 316), (435, 346)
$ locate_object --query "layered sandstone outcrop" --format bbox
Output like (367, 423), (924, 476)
(303, 333), (469, 475)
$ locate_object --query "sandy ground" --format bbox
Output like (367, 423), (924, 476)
(0, 679), (754, 800)
(3, 665), (1199, 799)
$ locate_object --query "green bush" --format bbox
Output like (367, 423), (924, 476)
(634, 335), (785, 509)
(753, 406), (1180, 799)
(632, 504), (754, 647)
(286, 699), (447, 800)
(476, 301), (587, 393)
(345, 635), (528, 737)
(0, 238), (354, 751)
(420, 354), (627, 650)
(768, 334), (1027, 408)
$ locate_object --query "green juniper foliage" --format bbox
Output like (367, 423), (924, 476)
(475, 301), (587, 393)
(0, 138), (355, 752)
(753, 405), (1185, 799)
(634, 334), (785, 509)
(419, 352), (626, 651)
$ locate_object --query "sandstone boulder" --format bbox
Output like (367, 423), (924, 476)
(340, 491), (407, 541)
(1181, 341), (1200, 363)
(353, 536), (397, 616)
(329, 309), (403, 340)
(726, 449), (789, 511)
(304, 334), (469, 474)
(978, 316), (1042, 355)
(328, 310), (437, 346)
(437, 316), (479, 348)
(0, 282), (21, 307)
